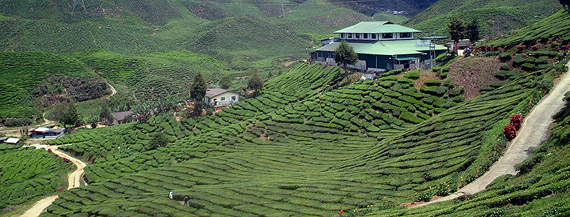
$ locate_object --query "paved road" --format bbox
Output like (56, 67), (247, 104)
(21, 146), (87, 217)
(415, 62), (570, 208)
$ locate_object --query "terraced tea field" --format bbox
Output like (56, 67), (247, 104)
(41, 63), (548, 216)
(0, 145), (71, 210)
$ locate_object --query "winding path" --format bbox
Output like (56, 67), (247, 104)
(21, 146), (87, 217)
(414, 62), (570, 208)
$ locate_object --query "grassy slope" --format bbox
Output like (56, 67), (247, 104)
(0, 52), (102, 119)
(407, 0), (560, 36)
(0, 145), (71, 211)
(491, 9), (570, 47)
(388, 89), (570, 217)
(38, 63), (552, 216)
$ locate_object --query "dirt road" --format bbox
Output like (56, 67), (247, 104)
(21, 146), (87, 217)
(415, 62), (570, 208)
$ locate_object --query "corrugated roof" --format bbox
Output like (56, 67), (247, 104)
(112, 111), (134, 121)
(334, 21), (421, 34)
(206, 88), (235, 98)
(316, 40), (447, 56)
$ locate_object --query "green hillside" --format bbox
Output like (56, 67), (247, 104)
(0, 52), (107, 120)
(0, 145), (72, 211)
(36, 61), (555, 216)
(408, 0), (560, 36)
(491, 9), (570, 47)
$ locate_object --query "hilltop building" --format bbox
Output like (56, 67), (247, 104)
(204, 88), (239, 107)
(311, 21), (447, 72)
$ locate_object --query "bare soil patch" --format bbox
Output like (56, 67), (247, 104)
(448, 57), (502, 99)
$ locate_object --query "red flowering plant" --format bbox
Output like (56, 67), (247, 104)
(58, 188), (64, 192)
(504, 124), (517, 140)
(63, 158), (70, 162)
(47, 149), (52, 153)
(531, 45), (539, 51)
(510, 114), (523, 130)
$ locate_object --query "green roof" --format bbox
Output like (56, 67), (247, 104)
(334, 21), (421, 34)
(395, 57), (419, 61)
(316, 40), (447, 56)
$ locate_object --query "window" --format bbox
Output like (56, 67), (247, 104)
(221, 97), (225, 101)
(347, 33), (352, 39)
(400, 32), (411, 38)
(355, 33), (360, 39)
(340, 33), (345, 38)
(231, 96), (236, 100)
(382, 33), (394, 39)
(363, 33), (368, 39)
(371, 34), (377, 39)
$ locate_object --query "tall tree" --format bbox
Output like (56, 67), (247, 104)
(248, 71), (264, 95)
(99, 106), (113, 125)
(447, 16), (467, 55)
(219, 75), (232, 89)
(333, 40), (359, 83)
(190, 72), (207, 115)
(467, 21), (479, 43)
(59, 102), (79, 128)
(191, 72), (207, 100)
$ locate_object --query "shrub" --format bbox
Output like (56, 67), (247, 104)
(526, 56), (536, 64)
(499, 53), (512, 62)
(510, 114), (523, 130)
(516, 45), (526, 52)
(535, 56), (549, 64)
(513, 55), (526, 67)
(425, 80), (442, 86)
(504, 124), (517, 140)
(404, 71), (420, 79)
(531, 45), (539, 51)
(522, 63), (536, 71)
(500, 64), (511, 71)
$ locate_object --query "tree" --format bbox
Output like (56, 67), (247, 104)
(219, 75), (232, 89)
(59, 102), (79, 128)
(99, 106), (113, 125)
(248, 71), (264, 94)
(190, 72), (207, 115)
(447, 16), (467, 55)
(333, 40), (359, 83)
(467, 21), (479, 43)
(148, 133), (169, 150)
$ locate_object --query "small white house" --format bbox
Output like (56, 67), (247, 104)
(5, 138), (20, 145)
(204, 88), (239, 107)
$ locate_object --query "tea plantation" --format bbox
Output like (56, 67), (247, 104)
(0, 52), (105, 119)
(0, 145), (72, 210)
(37, 62), (554, 216)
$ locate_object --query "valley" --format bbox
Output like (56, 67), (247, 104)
(1, 0), (570, 216)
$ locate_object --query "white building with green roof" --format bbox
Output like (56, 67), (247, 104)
(312, 21), (447, 72)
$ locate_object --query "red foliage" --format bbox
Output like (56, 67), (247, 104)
(489, 46), (495, 51)
(516, 45), (526, 52)
(58, 188), (64, 192)
(63, 158), (70, 162)
(69, 166), (74, 170)
(510, 114), (523, 130)
(561, 45), (569, 50)
(531, 45), (539, 51)
(47, 149), (52, 153)
(504, 124), (517, 140)
(338, 210), (344, 214)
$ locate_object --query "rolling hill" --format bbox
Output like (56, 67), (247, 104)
(407, 0), (561, 36)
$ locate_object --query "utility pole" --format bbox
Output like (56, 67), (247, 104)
(72, 0), (86, 13)
(280, 0), (285, 18)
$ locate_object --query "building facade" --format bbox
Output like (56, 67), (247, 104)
(204, 88), (239, 107)
(312, 21), (447, 72)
